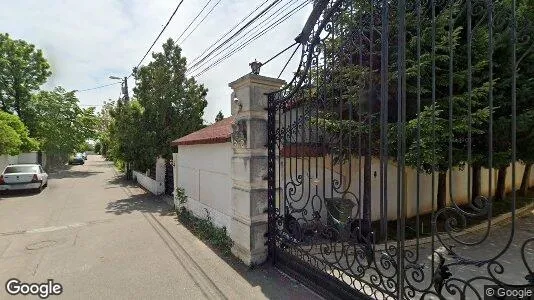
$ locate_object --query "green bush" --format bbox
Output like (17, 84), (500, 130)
(114, 160), (125, 172)
(176, 207), (233, 257)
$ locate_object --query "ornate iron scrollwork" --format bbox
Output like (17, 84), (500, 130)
(266, 0), (534, 299)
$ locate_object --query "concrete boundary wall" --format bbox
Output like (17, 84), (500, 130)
(133, 171), (164, 195)
(174, 143), (233, 233)
(278, 157), (533, 222)
(0, 152), (45, 172)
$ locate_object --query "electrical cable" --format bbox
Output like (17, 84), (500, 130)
(187, 0), (298, 74)
(187, 0), (271, 67)
(258, 42), (297, 67)
(131, 0), (186, 77)
(187, 0), (283, 71)
(278, 43), (300, 78)
(180, 0), (223, 44)
(176, 0), (214, 43)
(189, 0), (306, 75)
(76, 82), (121, 92)
(192, 0), (309, 77)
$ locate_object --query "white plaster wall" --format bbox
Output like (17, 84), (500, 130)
(175, 143), (233, 233)
(0, 153), (41, 172)
(279, 157), (534, 222)
(133, 170), (164, 195)
(17, 152), (39, 164)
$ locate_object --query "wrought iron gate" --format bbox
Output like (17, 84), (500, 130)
(165, 161), (174, 196)
(266, 0), (534, 298)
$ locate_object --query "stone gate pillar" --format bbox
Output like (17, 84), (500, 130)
(229, 73), (285, 266)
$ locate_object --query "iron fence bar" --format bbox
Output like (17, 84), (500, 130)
(267, 93), (277, 265)
(487, 0), (494, 229)
(467, 0), (473, 207)
(397, 0), (407, 297)
(379, 0), (390, 244)
(430, 0), (438, 292)
(510, 0), (517, 242)
(414, 0), (422, 260)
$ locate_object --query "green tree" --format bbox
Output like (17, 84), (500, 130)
(30, 87), (98, 165)
(108, 100), (153, 171)
(215, 110), (224, 122)
(96, 100), (115, 157)
(0, 110), (38, 153)
(469, 0), (534, 201)
(311, 0), (491, 213)
(133, 38), (207, 160)
(0, 114), (21, 155)
(0, 33), (51, 126)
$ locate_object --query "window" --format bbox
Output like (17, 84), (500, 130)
(4, 166), (39, 174)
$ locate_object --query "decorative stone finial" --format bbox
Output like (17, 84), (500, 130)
(249, 59), (262, 75)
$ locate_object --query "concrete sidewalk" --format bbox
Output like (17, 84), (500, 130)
(120, 177), (321, 300)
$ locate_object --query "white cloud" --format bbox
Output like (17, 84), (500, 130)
(0, 0), (311, 122)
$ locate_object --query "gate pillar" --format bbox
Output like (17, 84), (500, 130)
(228, 73), (285, 266)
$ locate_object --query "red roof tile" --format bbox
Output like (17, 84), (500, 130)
(171, 116), (234, 146)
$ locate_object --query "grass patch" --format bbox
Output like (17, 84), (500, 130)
(176, 207), (234, 257)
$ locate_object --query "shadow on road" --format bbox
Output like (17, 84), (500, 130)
(105, 171), (317, 298)
(49, 170), (104, 179)
(106, 176), (137, 187)
(0, 189), (42, 199)
(105, 194), (174, 217)
(105, 175), (174, 217)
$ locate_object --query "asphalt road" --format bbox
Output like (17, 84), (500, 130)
(0, 156), (320, 300)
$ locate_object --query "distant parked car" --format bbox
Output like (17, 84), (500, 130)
(68, 153), (85, 165)
(0, 164), (48, 193)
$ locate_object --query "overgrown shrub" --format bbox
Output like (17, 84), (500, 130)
(176, 202), (233, 256)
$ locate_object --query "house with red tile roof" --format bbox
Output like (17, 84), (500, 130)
(170, 116), (235, 232)
(170, 116), (234, 147)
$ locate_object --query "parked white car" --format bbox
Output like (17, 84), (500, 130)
(0, 164), (48, 193)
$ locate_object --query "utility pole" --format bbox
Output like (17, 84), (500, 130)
(121, 77), (129, 102)
(110, 76), (129, 103)
(109, 75), (131, 179)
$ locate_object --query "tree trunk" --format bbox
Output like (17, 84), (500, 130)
(437, 172), (447, 209)
(472, 165), (482, 202)
(519, 163), (532, 196)
(495, 166), (508, 201)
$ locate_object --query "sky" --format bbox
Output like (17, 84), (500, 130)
(0, 0), (312, 124)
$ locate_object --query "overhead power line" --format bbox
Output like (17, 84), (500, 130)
(76, 82), (121, 92)
(176, 0), (214, 43)
(187, 0), (271, 67)
(187, 0), (298, 74)
(188, 0), (305, 75)
(191, 0), (310, 77)
(131, 0), (186, 77)
(262, 42), (299, 67)
(187, 0), (283, 71)
(189, 0), (304, 75)
(180, 0), (223, 44)
(278, 43), (300, 78)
